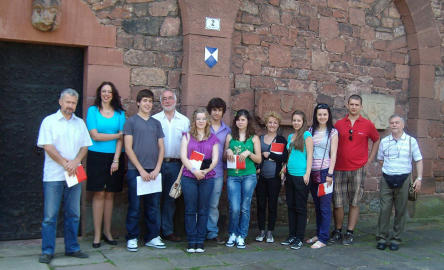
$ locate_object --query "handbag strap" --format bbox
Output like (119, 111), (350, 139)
(409, 136), (414, 185)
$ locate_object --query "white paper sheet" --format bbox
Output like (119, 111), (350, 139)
(137, 173), (162, 196)
(65, 171), (79, 187)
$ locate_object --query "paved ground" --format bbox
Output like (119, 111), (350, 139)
(1, 213), (443, 270)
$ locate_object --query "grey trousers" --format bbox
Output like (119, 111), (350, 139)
(376, 174), (410, 245)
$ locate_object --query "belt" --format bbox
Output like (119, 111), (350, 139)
(164, 158), (181, 163)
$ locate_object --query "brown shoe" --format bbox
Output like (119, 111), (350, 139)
(208, 236), (225, 245)
(163, 234), (181, 242)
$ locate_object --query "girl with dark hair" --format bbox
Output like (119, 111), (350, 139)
(280, 110), (313, 250)
(86, 82), (125, 248)
(224, 109), (261, 249)
(306, 104), (338, 249)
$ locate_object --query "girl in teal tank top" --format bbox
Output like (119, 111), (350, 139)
(224, 110), (261, 249)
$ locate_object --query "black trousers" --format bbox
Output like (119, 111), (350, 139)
(256, 175), (282, 231)
(285, 174), (309, 240)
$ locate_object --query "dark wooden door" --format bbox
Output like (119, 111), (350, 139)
(0, 41), (84, 240)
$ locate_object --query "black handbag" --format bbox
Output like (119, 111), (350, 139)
(200, 159), (212, 170)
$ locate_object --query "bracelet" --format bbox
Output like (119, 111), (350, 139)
(416, 177), (422, 181)
(113, 160), (119, 163)
(327, 173), (334, 177)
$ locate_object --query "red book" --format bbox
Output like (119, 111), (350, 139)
(189, 151), (204, 170)
(270, 143), (285, 154)
(76, 165), (87, 183)
(227, 155), (246, 169)
(317, 182), (333, 197)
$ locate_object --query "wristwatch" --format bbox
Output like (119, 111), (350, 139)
(327, 173), (334, 177)
(416, 177), (422, 181)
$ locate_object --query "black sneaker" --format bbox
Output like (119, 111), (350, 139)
(65, 251), (89, 259)
(38, 254), (53, 264)
(343, 232), (354, 246)
(281, 236), (297, 246)
(290, 239), (303, 250)
(329, 230), (342, 244)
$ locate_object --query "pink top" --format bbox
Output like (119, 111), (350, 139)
(182, 133), (219, 179)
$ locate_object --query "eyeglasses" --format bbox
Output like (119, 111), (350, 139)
(316, 103), (329, 109)
(384, 141), (400, 159)
(349, 129), (353, 141)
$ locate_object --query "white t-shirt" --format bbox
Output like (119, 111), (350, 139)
(37, 110), (92, 182)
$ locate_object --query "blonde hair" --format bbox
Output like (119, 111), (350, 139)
(190, 107), (211, 140)
(264, 111), (282, 125)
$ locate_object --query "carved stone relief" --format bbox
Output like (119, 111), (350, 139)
(361, 94), (395, 129)
(31, 0), (61, 32)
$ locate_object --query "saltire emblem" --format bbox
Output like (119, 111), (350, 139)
(204, 46), (218, 68)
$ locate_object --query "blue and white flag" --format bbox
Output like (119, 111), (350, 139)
(204, 46), (218, 68)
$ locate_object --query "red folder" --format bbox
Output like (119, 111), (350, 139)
(76, 165), (87, 183)
(235, 155), (246, 169)
(270, 143), (285, 154)
(190, 151), (204, 170)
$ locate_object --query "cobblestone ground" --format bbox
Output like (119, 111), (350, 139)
(1, 213), (443, 270)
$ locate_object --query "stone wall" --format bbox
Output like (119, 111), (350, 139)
(79, 0), (444, 236)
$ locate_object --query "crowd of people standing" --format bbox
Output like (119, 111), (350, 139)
(36, 85), (424, 264)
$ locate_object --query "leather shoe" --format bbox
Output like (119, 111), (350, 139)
(208, 236), (225, 245)
(38, 254), (53, 264)
(163, 234), (181, 242)
(376, 243), (386, 250)
(92, 242), (101, 248)
(389, 243), (399, 251)
(65, 251), (89, 259)
(103, 234), (117, 245)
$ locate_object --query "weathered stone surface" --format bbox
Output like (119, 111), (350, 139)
(240, 1), (259, 15)
(349, 8), (365, 26)
(243, 60), (262, 75)
(269, 45), (291, 68)
(131, 67), (166, 86)
(122, 17), (162, 35)
(260, 5), (280, 24)
(319, 16), (339, 39)
(160, 17), (180, 36)
(149, 0), (177, 16)
(326, 38), (346, 53)
(328, 0), (348, 10)
(311, 50), (329, 70)
(124, 49), (156, 66)
(281, 0), (300, 11)
(235, 74), (251, 89)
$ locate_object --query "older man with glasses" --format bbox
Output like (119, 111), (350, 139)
(375, 115), (423, 251)
(331, 95), (380, 245)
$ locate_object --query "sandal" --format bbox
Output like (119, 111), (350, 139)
(305, 236), (318, 244)
(311, 240), (326, 249)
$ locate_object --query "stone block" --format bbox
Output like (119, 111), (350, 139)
(364, 177), (378, 191)
(124, 49), (156, 66)
(260, 5), (280, 24)
(271, 25), (289, 37)
(181, 74), (231, 115)
(179, 0), (239, 38)
(406, 119), (429, 138)
(149, 0), (177, 16)
(438, 147), (444, 159)
(243, 60), (262, 75)
(409, 65), (435, 98)
(417, 138), (438, 159)
(247, 46), (267, 61)
(419, 177), (436, 194)
(391, 52), (407, 64)
(255, 90), (315, 126)
(269, 45), (291, 68)
(235, 74), (251, 89)
(410, 2), (435, 33)
(360, 26), (375, 40)
(168, 70), (181, 89)
(242, 32), (261, 45)
(327, 0), (347, 10)
(110, 7), (131, 19)
(160, 17), (181, 36)
(86, 65), (131, 101)
(281, 0), (300, 11)
(428, 122), (444, 138)
(410, 47), (442, 65)
(87, 47), (123, 66)
(182, 35), (231, 76)
(326, 38), (345, 53)
(131, 67), (166, 86)
(416, 28), (441, 48)
(300, 2), (317, 17)
(240, 0), (259, 15)
(319, 17), (339, 39)
(349, 8), (365, 26)
(250, 76), (276, 90)
(311, 50), (329, 71)
(408, 98), (441, 120)
(361, 94), (395, 129)
(395, 64), (409, 79)
(122, 17), (162, 35)
(241, 13), (261, 25)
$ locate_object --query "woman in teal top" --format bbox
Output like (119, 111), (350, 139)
(224, 109), (261, 249)
(280, 110), (313, 250)
(86, 81), (125, 248)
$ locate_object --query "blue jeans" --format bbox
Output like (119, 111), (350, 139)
(182, 176), (214, 245)
(41, 181), (81, 255)
(309, 169), (333, 244)
(160, 161), (182, 236)
(126, 169), (161, 242)
(206, 176), (223, 239)
(227, 174), (257, 238)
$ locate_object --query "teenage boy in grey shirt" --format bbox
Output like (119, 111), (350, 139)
(123, 89), (165, 252)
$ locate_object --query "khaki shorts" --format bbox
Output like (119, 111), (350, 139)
(333, 167), (365, 207)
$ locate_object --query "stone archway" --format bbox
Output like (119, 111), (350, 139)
(394, 0), (442, 192)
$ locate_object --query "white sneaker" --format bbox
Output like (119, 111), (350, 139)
(266, 231), (274, 243)
(236, 236), (246, 249)
(226, 233), (237, 247)
(255, 230), (266, 242)
(127, 238), (138, 252)
(145, 236), (166, 249)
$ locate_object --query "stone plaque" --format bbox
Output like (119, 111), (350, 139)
(205, 17), (220, 31)
(255, 90), (315, 126)
(361, 94), (395, 129)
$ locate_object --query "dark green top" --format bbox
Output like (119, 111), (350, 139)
(228, 136), (256, 176)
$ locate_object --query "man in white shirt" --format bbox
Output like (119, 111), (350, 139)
(376, 115), (423, 251)
(37, 89), (92, 264)
(153, 89), (190, 242)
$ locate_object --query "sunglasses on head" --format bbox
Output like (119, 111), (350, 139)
(349, 129), (353, 141)
(316, 103), (329, 109)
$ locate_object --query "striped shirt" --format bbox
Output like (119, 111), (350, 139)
(377, 132), (422, 175)
(311, 128), (338, 171)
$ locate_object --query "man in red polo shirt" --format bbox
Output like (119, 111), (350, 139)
(331, 95), (380, 245)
